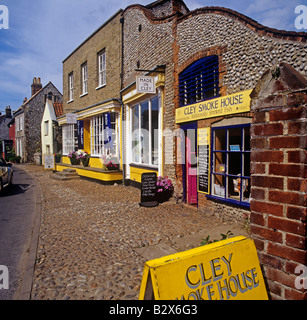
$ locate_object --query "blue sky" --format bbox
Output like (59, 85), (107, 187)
(0, 0), (305, 113)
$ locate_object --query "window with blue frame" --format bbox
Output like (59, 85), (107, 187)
(210, 124), (251, 207)
(179, 56), (219, 107)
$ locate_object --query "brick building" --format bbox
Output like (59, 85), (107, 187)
(14, 78), (62, 163)
(57, 0), (306, 299)
(57, 10), (123, 182)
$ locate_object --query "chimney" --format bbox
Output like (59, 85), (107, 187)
(23, 97), (28, 104)
(5, 106), (11, 118)
(31, 77), (42, 96)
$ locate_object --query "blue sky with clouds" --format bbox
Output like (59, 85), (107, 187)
(0, 0), (305, 113)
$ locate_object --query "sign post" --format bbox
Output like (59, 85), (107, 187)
(139, 172), (158, 207)
(139, 236), (268, 300)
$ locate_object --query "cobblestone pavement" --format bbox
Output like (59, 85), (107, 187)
(19, 165), (248, 300)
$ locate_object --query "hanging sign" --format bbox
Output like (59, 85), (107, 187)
(136, 76), (156, 94)
(176, 90), (253, 124)
(103, 113), (113, 149)
(66, 113), (78, 124)
(198, 128), (210, 194)
(139, 236), (268, 300)
(77, 120), (84, 149)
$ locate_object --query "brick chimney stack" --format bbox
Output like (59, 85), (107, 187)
(5, 106), (12, 118)
(31, 77), (42, 96)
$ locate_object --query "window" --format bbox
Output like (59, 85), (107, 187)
(91, 113), (118, 157)
(179, 56), (219, 107)
(81, 63), (88, 95)
(211, 124), (251, 206)
(44, 121), (49, 136)
(98, 51), (106, 87)
(131, 95), (159, 166)
(68, 73), (74, 101)
(63, 124), (77, 155)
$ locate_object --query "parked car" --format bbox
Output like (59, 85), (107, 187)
(0, 156), (13, 193)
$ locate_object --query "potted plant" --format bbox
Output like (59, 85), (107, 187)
(79, 151), (90, 167)
(101, 154), (119, 171)
(68, 151), (81, 165)
(34, 143), (42, 166)
(157, 176), (174, 203)
(55, 152), (62, 163)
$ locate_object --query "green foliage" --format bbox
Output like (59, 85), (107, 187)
(201, 230), (234, 246)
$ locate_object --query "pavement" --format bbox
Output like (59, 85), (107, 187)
(15, 164), (249, 300)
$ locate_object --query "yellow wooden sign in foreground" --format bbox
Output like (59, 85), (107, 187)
(175, 90), (253, 124)
(139, 236), (268, 300)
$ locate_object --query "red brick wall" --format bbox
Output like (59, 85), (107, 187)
(250, 63), (307, 300)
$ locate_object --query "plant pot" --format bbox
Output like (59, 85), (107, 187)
(34, 152), (42, 166)
(157, 190), (173, 203)
(81, 157), (90, 167)
(70, 157), (80, 165)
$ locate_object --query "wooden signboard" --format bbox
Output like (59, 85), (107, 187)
(139, 172), (158, 207)
(139, 236), (268, 300)
(198, 128), (211, 195)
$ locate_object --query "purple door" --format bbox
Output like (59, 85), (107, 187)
(186, 134), (198, 204)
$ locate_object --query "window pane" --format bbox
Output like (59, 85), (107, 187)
(244, 127), (250, 151)
(228, 153), (241, 175)
(213, 152), (226, 174)
(151, 96), (159, 165)
(141, 101), (149, 164)
(132, 106), (140, 163)
(212, 174), (225, 198)
(244, 152), (251, 177)
(214, 129), (226, 151)
(228, 127), (242, 151)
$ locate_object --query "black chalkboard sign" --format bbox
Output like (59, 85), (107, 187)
(198, 128), (211, 195)
(139, 172), (159, 207)
(198, 144), (210, 194)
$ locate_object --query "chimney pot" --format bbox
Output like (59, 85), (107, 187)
(31, 77), (42, 96)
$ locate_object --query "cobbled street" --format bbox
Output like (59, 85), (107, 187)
(20, 165), (248, 300)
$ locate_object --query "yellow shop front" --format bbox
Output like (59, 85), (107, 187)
(57, 99), (123, 183)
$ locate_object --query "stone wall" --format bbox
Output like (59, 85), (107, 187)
(24, 83), (62, 162)
(250, 63), (307, 300)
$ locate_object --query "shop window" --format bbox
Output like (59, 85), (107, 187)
(63, 124), (77, 155)
(90, 112), (118, 157)
(131, 95), (159, 167)
(179, 56), (219, 107)
(211, 124), (251, 206)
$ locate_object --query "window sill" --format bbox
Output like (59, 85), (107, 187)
(96, 84), (106, 90)
(206, 194), (250, 209)
(67, 99), (74, 104)
(130, 163), (158, 171)
(80, 92), (88, 98)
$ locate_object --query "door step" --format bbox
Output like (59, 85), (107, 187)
(50, 169), (80, 181)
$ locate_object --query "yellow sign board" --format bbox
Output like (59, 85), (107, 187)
(139, 236), (268, 300)
(176, 90), (253, 124)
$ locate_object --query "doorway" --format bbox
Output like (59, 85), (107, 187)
(181, 123), (198, 205)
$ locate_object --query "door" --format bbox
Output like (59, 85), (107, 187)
(186, 130), (198, 204)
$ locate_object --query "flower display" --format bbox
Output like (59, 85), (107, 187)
(101, 154), (119, 171)
(157, 176), (173, 193)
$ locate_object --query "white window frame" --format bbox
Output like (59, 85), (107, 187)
(68, 73), (74, 101)
(44, 121), (49, 136)
(130, 95), (159, 168)
(98, 51), (106, 88)
(81, 63), (88, 95)
(90, 113), (119, 157)
(63, 124), (76, 155)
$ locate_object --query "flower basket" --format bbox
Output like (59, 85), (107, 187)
(81, 156), (90, 167)
(157, 176), (174, 203)
(101, 154), (119, 171)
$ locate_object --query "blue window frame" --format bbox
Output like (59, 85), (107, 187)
(179, 56), (219, 107)
(208, 124), (251, 208)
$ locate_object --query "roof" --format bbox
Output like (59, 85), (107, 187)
(53, 102), (64, 118)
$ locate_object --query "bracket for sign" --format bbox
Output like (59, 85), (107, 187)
(135, 69), (165, 73)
